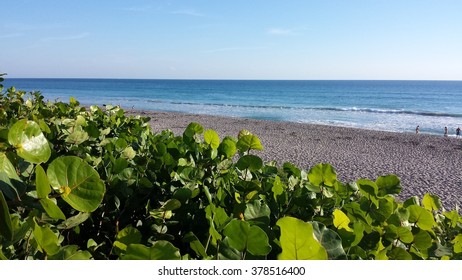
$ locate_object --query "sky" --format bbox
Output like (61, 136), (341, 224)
(1, 0), (462, 80)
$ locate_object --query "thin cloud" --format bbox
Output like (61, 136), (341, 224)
(41, 32), (90, 42)
(171, 9), (204, 17)
(204, 47), (266, 53)
(0, 33), (23, 39)
(267, 28), (299, 36)
(24, 32), (90, 49)
(121, 6), (153, 12)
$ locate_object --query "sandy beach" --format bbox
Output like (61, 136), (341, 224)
(127, 109), (462, 210)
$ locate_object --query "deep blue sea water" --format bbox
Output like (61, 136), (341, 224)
(3, 79), (462, 135)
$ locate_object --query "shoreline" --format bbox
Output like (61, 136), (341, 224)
(126, 109), (462, 210)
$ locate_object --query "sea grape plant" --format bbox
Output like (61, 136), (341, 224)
(0, 83), (461, 260)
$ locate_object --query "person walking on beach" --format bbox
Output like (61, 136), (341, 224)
(415, 125), (419, 134)
(444, 126), (448, 137)
(457, 127), (461, 138)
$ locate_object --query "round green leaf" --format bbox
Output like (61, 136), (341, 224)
(357, 179), (379, 206)
(396, 226), (414, 244)
(47, 156), (105, 212)
(422, 193), (443, 211)
(236, 154), (263, 171)
(244, 200), (271, 226)
(65, 130), (89, 145)
(277, 216), (327, 260)
(122, 146), (136, 160)
(407, 205), (435, 230)
(376, 174), (401, 196)
(312, 221), (346, 259)
(387, 247), (412, 260)
(8, 119), (51, 164)
(370, 197), (394, 222)
(183, 122), (204, 138)
(308, 163), (337, 187)
(122, 241), (181, 260)
(218, 137), (237, 158)
(223, 219), (271, 256)
(114, 226), (142, 255)
(412, 229), (433, 250)
(236, 134), (263, 152)
(246, 225), (272, 256)
(204, 129), (220, 149)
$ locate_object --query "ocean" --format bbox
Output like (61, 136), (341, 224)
(3, 79), (462, 135)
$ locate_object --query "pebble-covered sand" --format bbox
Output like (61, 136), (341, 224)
(127, 110), (462, 210)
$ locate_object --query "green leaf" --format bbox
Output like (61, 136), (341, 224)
(388, 247), (412, 260)
(122, 146), (136, 160)
(48, 245), (92, 260)
(204, 129), (220, 149)
(39, 198), (66, 220)
(0, 191), (13, 240)
(308, 163), (337, 187)
(370, 197), (394, 222)
(443, 210), (460, 228)
(30, 218), (60, 256)
(412, 229), (433, 250)
(407, 205), (435, 230)
(0, 153), (20, 181)
(396, 226), (414, 244)
(333, 209), (353, 232)
(183, 232), (207, 259)
(183, 122), (204, 138)
(122, 241), (181, 260)
(452, 234), (462, 253)
(222, 221), (248, 252)
(223, 219), (271, 256)
(65, 130), (89, 145)
(403, 196), (420, 207)
(8, 119), (51, 164)
(172, 188), (192, 203)
(0, 153), (23, 200)
(218, 137), (237, 158)
(57, 212), (91, 230)
(271, 176), (286, 204)
(376, 174), (401, 196)
(276, 216), (327, 260)
(47, 156), (105, 212)
(236, 134), (263, 152)
(0, 250), (7, 260)
(422, 193), (443, 211)
(312, 221), (346, 259)
(161, 199), (181, 211)
(35, 164), (50, 199)
(357, 179), (379, 205)
(384, 225), (413, 244)
(244, 200), (271, 226)
(113, 226), (142, 255)
(236, 154), (263, 171)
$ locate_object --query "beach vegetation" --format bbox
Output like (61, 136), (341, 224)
(0, 84), (461, 260)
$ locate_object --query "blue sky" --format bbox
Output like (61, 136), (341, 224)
(1, 0), (461, 80)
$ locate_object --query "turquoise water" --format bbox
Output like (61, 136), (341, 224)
(4, 79), (462, 135)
